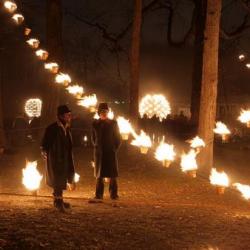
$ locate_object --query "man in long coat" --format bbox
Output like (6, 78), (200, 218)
(41, 105), (75, 211)
(92, 103), (121, 200)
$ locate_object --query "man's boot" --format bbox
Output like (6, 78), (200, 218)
(53, 198), (65, 212)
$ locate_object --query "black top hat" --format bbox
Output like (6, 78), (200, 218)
(98, 103), (109, 114)
(57, 105), (71, 116)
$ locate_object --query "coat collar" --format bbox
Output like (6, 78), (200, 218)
(57, 120), (69, 136)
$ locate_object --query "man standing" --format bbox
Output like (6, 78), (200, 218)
(92, 103), (121, 200)
(41, 105), (75, 212)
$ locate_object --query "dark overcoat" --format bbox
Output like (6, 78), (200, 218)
(92, 119), (121, 178)
(41, 122), (75, 190)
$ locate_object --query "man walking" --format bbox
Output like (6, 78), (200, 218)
(92, 103), (121, 200)
(41, 105), (75, 212)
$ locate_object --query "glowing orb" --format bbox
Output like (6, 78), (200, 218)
(139, 94), (171, 121)
(25, 98), (42, 118)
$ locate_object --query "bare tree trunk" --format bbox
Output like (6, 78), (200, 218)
(129, 0), (142, 126)
(190, 0), (207, 126)
(0, 60), (6, 151)
(198, 0), (222, 169)
(42, 0), (63, 125)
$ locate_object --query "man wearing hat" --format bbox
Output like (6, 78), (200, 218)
(92, 103), (121, 200)
(41, 105), (75, 212)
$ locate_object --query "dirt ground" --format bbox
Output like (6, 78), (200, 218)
(1, 142), (250, 250)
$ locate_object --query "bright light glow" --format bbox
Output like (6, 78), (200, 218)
(131, 130), (152, 148)
(35, 49), (49, 60)
(139, 94), (171, 122)
(22, 161), (43, 191)
(55, 73), (71, 86)
(24, 98), (42, 118)
(4, 1), (17, 13)
(238, 109), (250, 125)
(78, 94), (98, 110)
(246, 64), (250, 69)
(117, 117), (133, 139)
(44, 62), (59, 74)
(155, 142), (176, 162)
(213, 122), (230, 135)
(12, 13), (24, 24)
(233, 183), (250, 200)
(209, 168), (229, 187)
(66, 85), (84, 98)
(26, 38), (40, 49)
(74, 173), (80, 183)
(239, 54), (245, 61)
(188, 136), (205, 149)
(180, 150), (198, 172)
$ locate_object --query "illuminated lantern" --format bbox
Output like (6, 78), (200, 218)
(139, 94), (171, 122)
(188, 136), (205, 153)
(24, 98), (42, 118)
(117, 117), (133, 140)
(78, 94), (98, 112)
(131, 130), (152, 154)
(66, 85), (84, 99)
(12, 13), (24, 24)
(35, 49), (49, 60)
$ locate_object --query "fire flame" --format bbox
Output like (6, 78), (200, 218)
(78, 94), (98, 109)
(239, 54), (245, 61)
(26, 38), (40, 49)
(188, 136), (205, 149)
(213, 122), (230, 135)
(209, 168), (229, 187)
(22, 161), (43, 191)
(233, 183), (250, 200)
(12, 13), (24, 24)
(66, 85), (84, 98)
(44, 62), (59, 74)
(155, 142), (176, 162)
(35, 49), (49, 60)
(131, 130), (152, 148)
(55, 73), (71, 86)
(4, 1), (17, 13)
(117, 117), (132, 135)
(238, 109), (250, 124)
(74, 173), (80, 183)
(139, 94), (171, 122)
(180, 149), (198, 172)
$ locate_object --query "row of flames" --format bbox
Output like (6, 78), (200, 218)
(4, 1), (250, 202)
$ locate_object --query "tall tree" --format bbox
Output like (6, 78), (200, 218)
(198, 0), (222, 168)
(190, 0), (207, 126)
(43, 0), (63, 125)
(129, 0), (142, 126)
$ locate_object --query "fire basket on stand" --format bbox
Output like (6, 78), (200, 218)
(12, 13), (24, 25)
(77, 94), (98, 113)
(44, 62), (59, 74)
(238, 109), (250, 128)
(214, 122), (231, 143)
(180, 149), (198, 178)
(4, 1), (17, 13)
(24, 27), (31, 36)
(35, 49), (49, 61)
(131, 130), (152, 154)
(26, 38), (40, 49)
(117, 116), (133, 140)
(22, 161), (43, 196)
(55, 73), (71, 86)
(155, 142), (176, 168)
(66, 85), (84, 99)
(188, 136), (205, 154)
(233, 183), (250, 200)
(210, 168), (229, 194)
